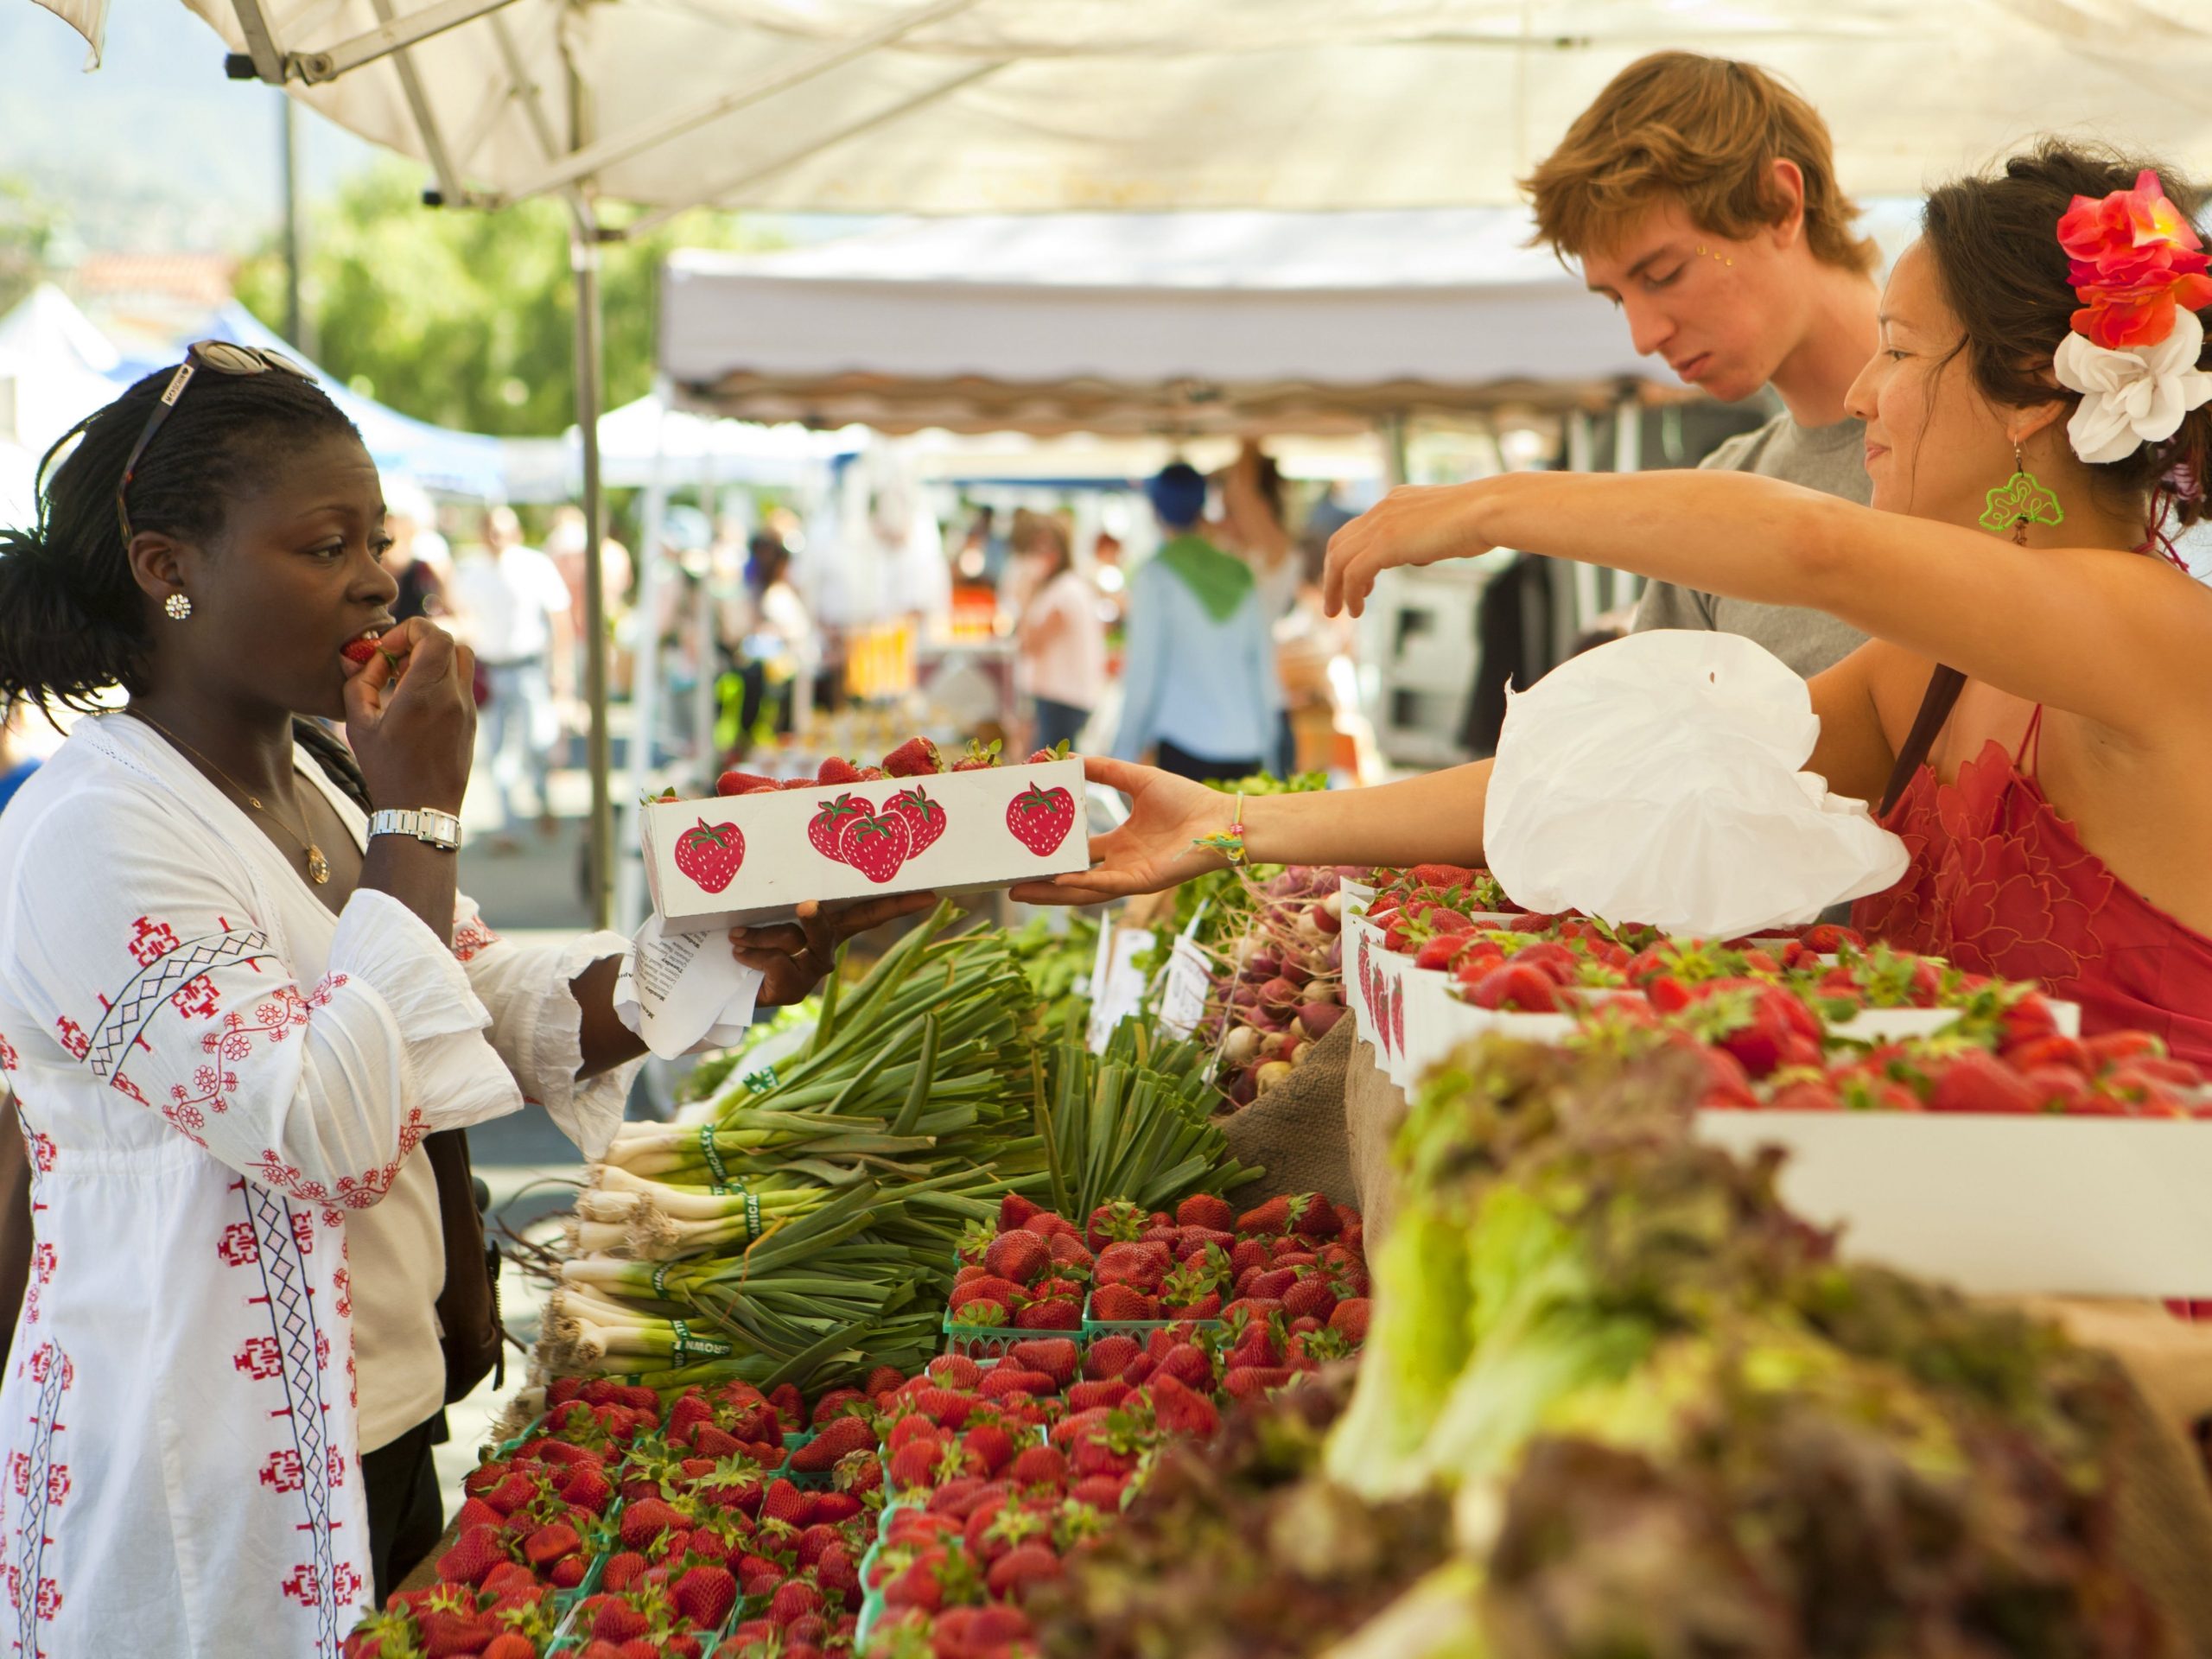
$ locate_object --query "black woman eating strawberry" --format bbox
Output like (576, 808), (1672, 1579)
(1014, 144), (2212, 1071)
(0, 350), (926, 1657)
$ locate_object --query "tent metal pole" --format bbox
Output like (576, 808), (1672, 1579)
(1610, 388), (1644, 608)
(616, 382), (673, 933)
(362, 0), (470, 207)
(482, 0), (983, 207)
(695, 448), (719, 778)
(295, 0), (521, 83)
(570, 201), (613, 930)
(226, 0), (288, 86)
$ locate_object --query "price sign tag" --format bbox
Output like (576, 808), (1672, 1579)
(1156, 935), (1212, 1039)
(1086, 922), (1157, 1052)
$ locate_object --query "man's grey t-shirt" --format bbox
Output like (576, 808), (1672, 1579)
(1631, 413), (1872, 677)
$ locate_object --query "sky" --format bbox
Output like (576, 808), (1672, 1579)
(0, 0), (378, 253)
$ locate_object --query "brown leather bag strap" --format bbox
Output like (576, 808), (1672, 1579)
(1879, 664), (1968, 817)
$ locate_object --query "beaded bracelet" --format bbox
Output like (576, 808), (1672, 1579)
(1191, 791), (1248, 868)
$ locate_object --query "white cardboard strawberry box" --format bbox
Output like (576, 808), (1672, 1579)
(641, 759), (1090, 929)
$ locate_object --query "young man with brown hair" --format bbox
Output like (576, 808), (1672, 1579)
(1526, 50), (1882, 677)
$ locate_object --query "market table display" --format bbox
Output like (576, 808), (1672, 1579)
(353, 838), (2212, 1659)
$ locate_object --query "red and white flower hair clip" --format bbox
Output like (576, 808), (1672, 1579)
(2050, 170), (2212, 464)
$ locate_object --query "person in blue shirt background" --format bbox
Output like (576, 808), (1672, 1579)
(0, 708), (39, 816)
(1111, 462), (1282, 784)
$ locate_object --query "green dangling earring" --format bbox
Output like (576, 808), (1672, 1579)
(1978, 442), (2064, 543)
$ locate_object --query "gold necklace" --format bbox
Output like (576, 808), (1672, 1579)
(133, 711), (331, 885)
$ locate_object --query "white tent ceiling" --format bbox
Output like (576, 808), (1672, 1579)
(48, 0), (2212, 218)
(658, 201), (1923, 431)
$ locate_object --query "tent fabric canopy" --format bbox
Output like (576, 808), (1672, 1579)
(73, 0), (2212, 218)
(659, 203), (1922, 433)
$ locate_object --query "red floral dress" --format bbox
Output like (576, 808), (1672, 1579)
(1853, 707), (2212, 1066)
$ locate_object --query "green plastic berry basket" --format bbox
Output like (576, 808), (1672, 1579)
(940, 1310), (1083, 1362)
(1079, 1290), (1224, 1346)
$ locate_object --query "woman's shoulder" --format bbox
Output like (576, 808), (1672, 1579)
(0, 721), (225, 893)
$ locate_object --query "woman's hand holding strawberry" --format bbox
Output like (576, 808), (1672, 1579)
(342, 617), (476, 813)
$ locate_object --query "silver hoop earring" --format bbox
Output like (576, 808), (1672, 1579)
(164, 593), (192, 621)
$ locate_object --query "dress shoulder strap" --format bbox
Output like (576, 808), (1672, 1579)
(2014, 705), (2048, 773)
(1878, 664), (1967, 817)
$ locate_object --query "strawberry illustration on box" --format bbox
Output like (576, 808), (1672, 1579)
(642, 740), (1090, 928)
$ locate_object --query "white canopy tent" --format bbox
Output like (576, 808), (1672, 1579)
(660, 208), (1712, 435)
(41, 2), (2212, 219)
(0, 284), (133, 465)
(47, 0), (2212, 922)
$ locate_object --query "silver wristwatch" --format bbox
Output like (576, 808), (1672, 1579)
(366, 808), (464, 853)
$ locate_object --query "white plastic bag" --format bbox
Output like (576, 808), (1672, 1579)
(1484, 630), (1908, 938)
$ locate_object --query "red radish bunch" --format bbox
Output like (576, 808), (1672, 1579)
(1197, 866), (1351, 1109)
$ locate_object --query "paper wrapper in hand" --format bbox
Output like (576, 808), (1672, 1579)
(613, 912), (763, 1059)
(1485, 630), (1909, 939)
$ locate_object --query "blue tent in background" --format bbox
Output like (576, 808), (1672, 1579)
(116, 304), (518, 499)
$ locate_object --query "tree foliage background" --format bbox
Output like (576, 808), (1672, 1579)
(0, 175), (60, 315)
(237, 160), (776, 435)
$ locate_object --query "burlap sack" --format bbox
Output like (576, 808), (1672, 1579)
(1221, 1015), (1357, 1208)
(1345, 1037), (1412, 1245)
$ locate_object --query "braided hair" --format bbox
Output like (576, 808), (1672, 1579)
(0, 360), (362, 715)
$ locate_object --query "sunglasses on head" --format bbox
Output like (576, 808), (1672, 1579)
(115, 340), (313, 544)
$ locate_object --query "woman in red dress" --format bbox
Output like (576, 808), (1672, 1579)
(1016, 143), (2212, 1064)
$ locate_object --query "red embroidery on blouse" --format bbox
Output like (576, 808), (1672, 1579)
(107, 1071), (147, 1109)
(22, 1134), (53, 1176)
(233, 1337), (283, 1382)
(169, 975), (220, 1021)
(128, 917), (181, 966)
(452, 918), (499, 963)
(258, 1449), (305, 1495)
(248, 1107), (427, 1211)
(0, 1034), (16, 1073)
(50, 1020), (86, 1063)
(218, 1224), (259, 1268)
(329, 1268), (352, 1319)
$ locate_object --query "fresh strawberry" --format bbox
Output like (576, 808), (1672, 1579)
(1014, 1299), (1080, 1331)
(547, 1557), (587, 1590)
(997, 1192), (1044, 1233)
(1147, 1372), (1222, 1439)
(671, 818), (745, 893)
(1027, 740), (1072, 764)
(883, 736), (943, 777)
(619, 1498), (684, 1550)
(1174, 1193), (1236, 1232)
(561, 1464), (613, 1512)
(1010, 1442), (1070, 1489)
(673, 1564), (739, 1628)
(1008, 1338), (1078, 1389)
(985, 1542), (1064, 1601)
(435, 1523), (506, 1586)
(888, 1440), (942, 1491)
(524, 1520), (581, 1567)
(952, 738), (1004, 772)
(1466, 962), (1560, 1013)
(1929, 1051), (2039, 1115)
(884, 785), (950, 855)
(805, 793), (872, 863)
(590, 1600), (652, 1644)
(761, 1478), (812, 1526)
(602, 1550), (648, 1592)
(1006, 784), (1076, 856)
(984, 1230), (1052, 1287)
(1222, 1365), (1294, 1399)
(715, 769), (777, 795)
(1089, 1284), (1160, 1321)
(837, 810), (912, 883)
(963, 1423), (1017, 1477)
(480, 1636), (537, 1659)
(817, 755), (863, 785)
(340, 634), (384, 666)
(790, 1414), (875, 1471)
(417, 1608), (501, 1656)
(770, 1579), (827, 1625)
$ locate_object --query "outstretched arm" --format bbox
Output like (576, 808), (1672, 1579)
(1324, 470), (2212, 744)
(1008, 755), (1493, 905)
